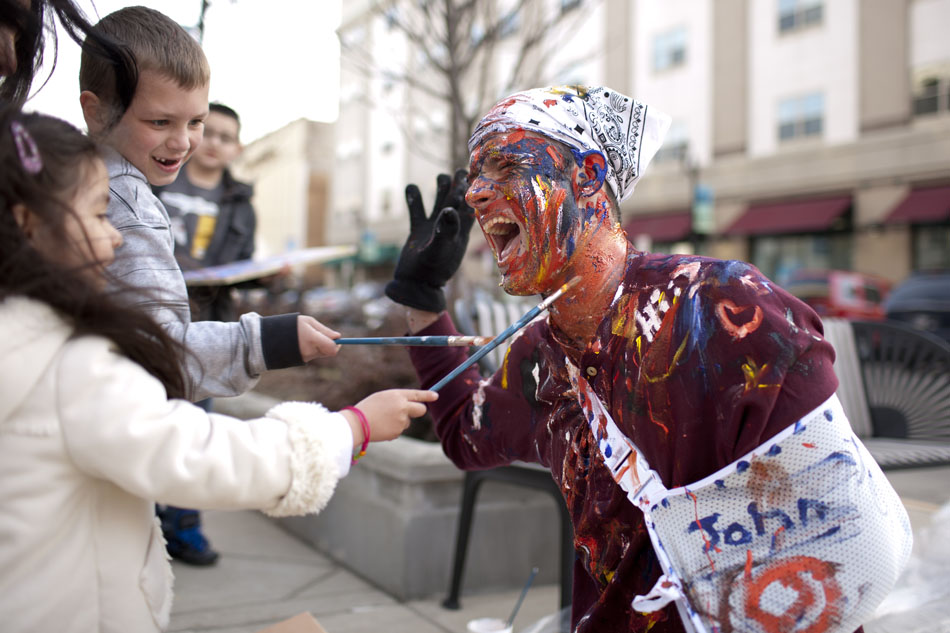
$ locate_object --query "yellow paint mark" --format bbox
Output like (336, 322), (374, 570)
(611, 310), (627, 336)
(640, 334), (690, 383)
(741, 357), (780, 392)
(500, 347), (512, 390)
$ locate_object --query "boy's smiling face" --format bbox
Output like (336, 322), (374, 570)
(99, 70), (209, 186)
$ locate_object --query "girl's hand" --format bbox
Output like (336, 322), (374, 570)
(343, 389), (439, 445)
(297, 315), (340, 361)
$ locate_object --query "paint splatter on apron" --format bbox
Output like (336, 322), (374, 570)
(567, 360), (912, 633)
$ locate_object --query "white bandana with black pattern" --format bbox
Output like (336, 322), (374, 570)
(468, 86), (671, 203)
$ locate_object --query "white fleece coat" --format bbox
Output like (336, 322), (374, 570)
(0, 297), (353, 633)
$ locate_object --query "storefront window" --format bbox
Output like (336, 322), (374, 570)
(914, 225), (950, 270)
(751, 233), (852, 284)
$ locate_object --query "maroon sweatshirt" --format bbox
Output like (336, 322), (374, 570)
(410, 249), (840, 632)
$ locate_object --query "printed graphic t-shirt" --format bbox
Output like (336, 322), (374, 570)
(158, 176), (226, 262)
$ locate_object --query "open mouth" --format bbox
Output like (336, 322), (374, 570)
(153, 156), (182, 171)
(482, 215), (523, 264)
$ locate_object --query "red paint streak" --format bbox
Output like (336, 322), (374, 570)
(546, 145), (562, 168)
(745, 550), (753, 580)
(645, 398), (671, 436)
(743, 556), (842, 633)
(687, 490), (717, 570)
(507, 128), (525, 144)
(802, 442), (817, 448)
(543, 98), (558, 107)
(773, 525), (786, 550)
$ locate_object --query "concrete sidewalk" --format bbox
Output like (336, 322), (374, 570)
(167, 509), (562, 633)
(168, 465), (950, 633)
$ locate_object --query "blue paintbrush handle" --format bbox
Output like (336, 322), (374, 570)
(337, 336), (491, 346)
(429, 277), (580, 393)
(429, 307), (542, 392)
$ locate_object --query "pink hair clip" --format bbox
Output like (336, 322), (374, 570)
(11, 120), (43, 175)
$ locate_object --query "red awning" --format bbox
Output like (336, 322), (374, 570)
(885, 185), (950, 224)
(622, 210), (691, 242)
(724, 196), (851, 236)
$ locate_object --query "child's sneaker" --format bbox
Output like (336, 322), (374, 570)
(158, 506), (219, 566)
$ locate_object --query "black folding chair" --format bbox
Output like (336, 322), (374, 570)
(442, 296), (573, 611)
(850, 319), (950, 468)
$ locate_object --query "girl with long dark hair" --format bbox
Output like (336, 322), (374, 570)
(0, 107), (436, 633)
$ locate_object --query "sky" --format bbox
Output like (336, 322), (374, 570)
(24, 0), (342, 143)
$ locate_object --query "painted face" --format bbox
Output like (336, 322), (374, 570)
(466, 129), (614, 296)
(103, 70), (209, 186)
(30, 157), (121, 287)
(190, 110), (241, 173)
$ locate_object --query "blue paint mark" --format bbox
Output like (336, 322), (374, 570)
(566, 233), (575, 259)
(736, 461), (750, 473)
(652, 504), (659, 512)
(798, 498), (829, 526)
(662, 497), (670, 508)
(604, 444), (612, 458)
(824, 409), (833, 421)
(714, 479), (725, 489)
(794, 420), (806, 434)
(724, 522), (752, 546)
(816, 525), (841, 539)
(711, 260), (753, 286)
(749, 502), (794, 536)
(767, 444), (782, 456)
(821, 451), (857, 467)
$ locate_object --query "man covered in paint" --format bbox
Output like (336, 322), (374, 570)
(385, 86), (841, 632)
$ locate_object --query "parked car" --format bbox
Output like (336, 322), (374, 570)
(783, 270), (892, 320)
(884, 270), (950, 344)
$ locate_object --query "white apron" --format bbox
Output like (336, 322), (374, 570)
(566, 360), (912, 633)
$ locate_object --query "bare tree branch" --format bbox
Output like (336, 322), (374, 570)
(343, 0), (603, 169)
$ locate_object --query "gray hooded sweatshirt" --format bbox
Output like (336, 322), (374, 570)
(103, 149), (301, 401)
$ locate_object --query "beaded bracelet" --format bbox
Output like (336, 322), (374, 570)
(343, 406), (370, 464)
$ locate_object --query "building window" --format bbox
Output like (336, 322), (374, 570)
(752, 233), (852, 285)
(913, 224), (950, 270)
(653, 27), (687, 72)
(778, 93), (824, 142)
(778, 0), (823, 33)
(913, 77), (947, 116)
(653, 120), (688, 164)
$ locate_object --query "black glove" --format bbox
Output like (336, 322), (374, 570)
(385, 169), (475, 312)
